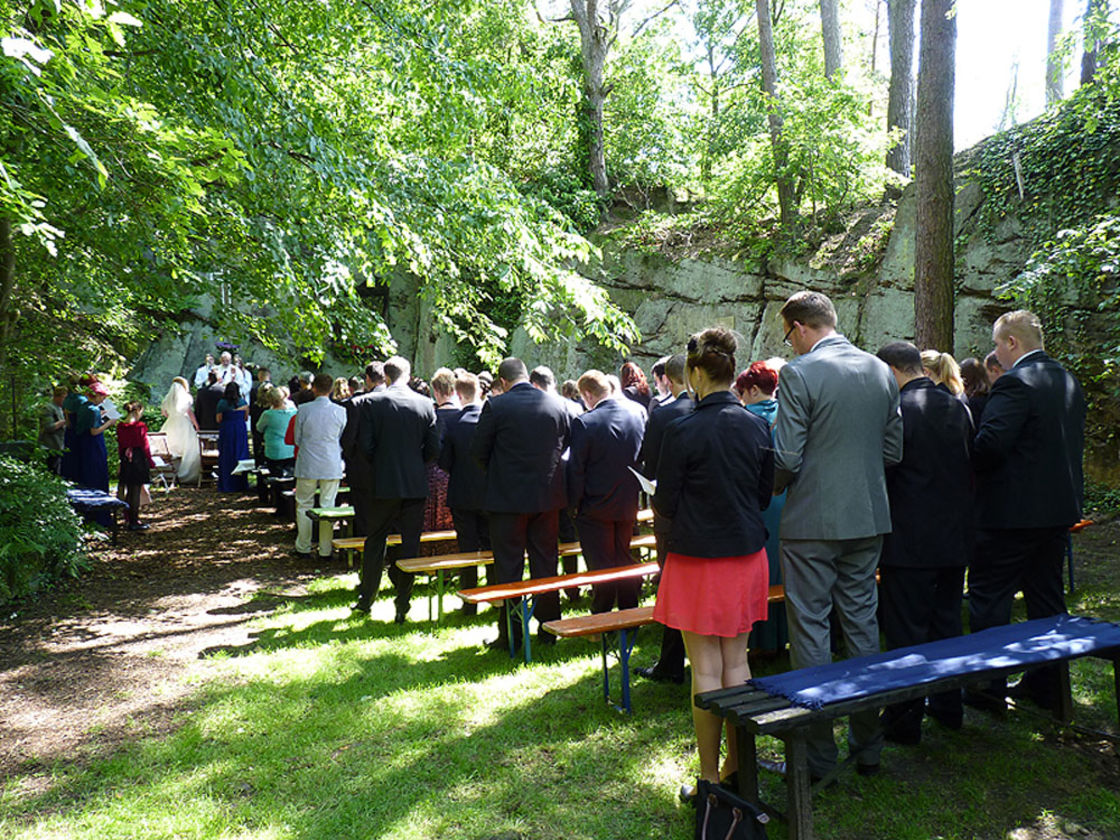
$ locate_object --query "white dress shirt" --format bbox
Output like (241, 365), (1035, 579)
(293, 396), (347, 479)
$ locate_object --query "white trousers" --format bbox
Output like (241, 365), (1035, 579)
(295, 477), (340, 556)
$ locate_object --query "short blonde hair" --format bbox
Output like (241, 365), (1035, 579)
(577, 370), (610, 400)
(994, 310), (1044, 350)
(431, 367), (456, 398)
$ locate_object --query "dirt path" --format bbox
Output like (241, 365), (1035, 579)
(0, 486), (327, 780)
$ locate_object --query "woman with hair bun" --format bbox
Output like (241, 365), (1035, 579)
(652, 327), (775, 799)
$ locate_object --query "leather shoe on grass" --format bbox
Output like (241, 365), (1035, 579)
(635, 664), (685, 685)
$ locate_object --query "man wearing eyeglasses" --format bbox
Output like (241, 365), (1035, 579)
(772, 290), (903, 782)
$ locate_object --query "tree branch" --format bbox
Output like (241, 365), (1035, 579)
(631, 0), (679, 39)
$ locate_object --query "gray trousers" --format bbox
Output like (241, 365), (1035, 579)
(780, 535), (884, 777)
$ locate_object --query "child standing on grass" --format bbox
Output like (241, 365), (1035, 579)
(117, 401), (155, 532)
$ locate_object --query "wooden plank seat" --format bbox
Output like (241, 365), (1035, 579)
(330, 529), (458, 567)
(396, 551), (496, 623)
(543, 585), (790, 714)
(695, 616), (1120, 840)
(459, 560), (660, 663)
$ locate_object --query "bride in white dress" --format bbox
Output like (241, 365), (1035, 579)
(160, 376), (202, 484)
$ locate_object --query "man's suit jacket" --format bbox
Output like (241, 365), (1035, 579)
(972, 350), (1085, 529)
(357, 383), (439, 500)
(195, 383), (224, 431)
(340, 390), (378, 491)
(773, 333), (903, 541)
(881, 377), (974, 568)
(438, 403), (487, 511)
(567, 398), (645, 521)
(639, 392), (693, 480)
(470, 381), (570, 514)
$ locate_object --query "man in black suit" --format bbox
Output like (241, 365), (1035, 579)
(876, 341), (975, 742)
(354, 356), (439, 623)
(438, 371), (489, 613)
(471, 357), (571, 649)
(341, 361), (386, 538)
(634, 353), (691, 684)
(567, 370), (646, 613)
(969, 310), (1085, 712)
(195, 370), (224, 431)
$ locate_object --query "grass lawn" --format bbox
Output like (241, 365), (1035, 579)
(1, 537), (1119, 839)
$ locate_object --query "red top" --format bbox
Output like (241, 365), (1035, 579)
(116, 421), (155, 467)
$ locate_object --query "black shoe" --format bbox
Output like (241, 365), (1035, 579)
(352, 599), (370, 613)
(394, 609), (407, 624)
(535, 632), (557, 647)
(635, 663), (685, 685)
(928, 710), (963, 731)
(127, 523), (150, 531)
(679, 783), (698, 805)
(485, 637), (519, 652)
(1006, 681), (1058, 713)
(963, 689), (1006, 715)
(856, 762), (881, 777)
(883, 728), (921, 746)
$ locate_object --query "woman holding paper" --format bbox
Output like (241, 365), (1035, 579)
(74, 381), (117, 492)
(652, 327), (775, 799)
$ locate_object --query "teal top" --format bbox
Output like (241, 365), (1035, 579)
(74, 401), (101, 435)
(256, 406), (297, 460)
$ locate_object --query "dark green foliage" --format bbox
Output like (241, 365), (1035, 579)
(0, 455), (87, 604)
(520, 169), (605, 233)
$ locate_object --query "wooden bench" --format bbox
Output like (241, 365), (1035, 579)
(330, 529), (458, 567)
(460, 561), (660, 663)
(695, 615), (1120, 840)
(543, 584), (789, 714)
(397, 551), (495, 622)
(306, 505), (355, 538)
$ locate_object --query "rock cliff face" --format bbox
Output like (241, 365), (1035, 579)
(512, 176), (1036, 380)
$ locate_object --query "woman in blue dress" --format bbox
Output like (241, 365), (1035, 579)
(735, 360), (789, 657)
(74, 382), (117, 492)
(215, 382), (250, 492)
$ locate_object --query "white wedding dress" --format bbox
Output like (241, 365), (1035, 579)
(160, 382), (201, 483)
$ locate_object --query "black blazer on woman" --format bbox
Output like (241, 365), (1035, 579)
(652, 390), (773, 558)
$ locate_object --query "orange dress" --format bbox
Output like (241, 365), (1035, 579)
(653, 548), (770, 638)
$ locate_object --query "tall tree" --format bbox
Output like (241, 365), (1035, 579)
(569, 0), (627, 196)
(886, 0), (917, 177)
(819, 0), (843, 80)
(1081, 0), (1110, 85)
(1047, 0), (1065, 105)
(913, 0), (956, 351)
(756, 0), (794, 229)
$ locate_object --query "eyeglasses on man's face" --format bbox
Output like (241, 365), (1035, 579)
(783, 323), (797, 347)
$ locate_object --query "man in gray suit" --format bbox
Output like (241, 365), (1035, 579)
(773, 291), (903, 781)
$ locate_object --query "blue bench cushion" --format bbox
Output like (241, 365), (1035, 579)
(751, 614), (1120, 710)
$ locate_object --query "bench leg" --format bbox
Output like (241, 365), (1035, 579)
(1056, 660), (1074, 724)
(785, 732), (814, 840)
(619, 628), (635, 714)
(735, 725), (760, 805)
(522, 597), (535, 663)
(435, 570), (443, 624)
(601, 636), (610, 705)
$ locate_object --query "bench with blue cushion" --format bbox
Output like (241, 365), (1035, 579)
(696, 614), (1120, 840)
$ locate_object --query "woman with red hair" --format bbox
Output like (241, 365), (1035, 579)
(619, 361), (652, 412)
(734, 360), (788, 657)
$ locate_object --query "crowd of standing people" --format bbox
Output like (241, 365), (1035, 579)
(37, 291), (1085, 799)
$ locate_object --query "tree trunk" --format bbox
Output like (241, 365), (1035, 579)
(913, 0), (956, 351)
(571, 0), (613, 197)
(1047, 0), (1065, 105)
(819, 0), (843, 80)
(756, 0), (794, 230)
(886, 0), (917, 177)
(0, 216), (15, 374)
(1081, 0), (1108, 86)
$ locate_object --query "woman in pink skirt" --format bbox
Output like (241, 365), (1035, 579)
(652, 326), (775, 797)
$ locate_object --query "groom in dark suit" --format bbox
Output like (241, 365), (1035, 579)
(968, 310), (1085, 712)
